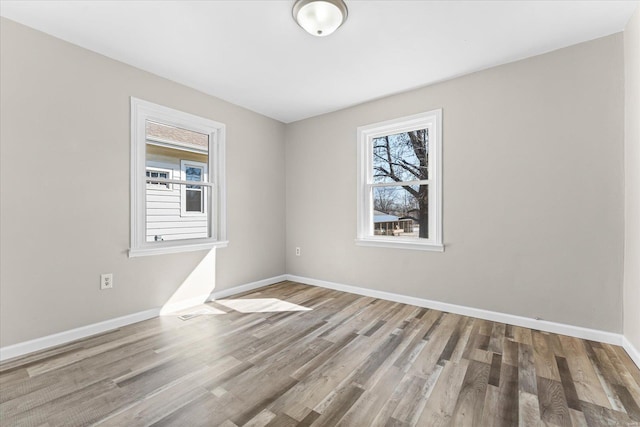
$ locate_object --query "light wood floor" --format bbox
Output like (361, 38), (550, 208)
(1, 281), (640, 426)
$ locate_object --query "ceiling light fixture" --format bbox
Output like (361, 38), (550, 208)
(292, 0), (348, 37)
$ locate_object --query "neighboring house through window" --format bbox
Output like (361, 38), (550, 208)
(356, 110), (443, 251)
(130, 98), (227, 257)
(146, 167), (172, 190)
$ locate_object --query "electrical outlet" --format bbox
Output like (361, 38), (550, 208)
(100, 273), (113, 290)
(295, 247), (301, 256)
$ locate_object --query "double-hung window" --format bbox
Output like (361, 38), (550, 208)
(356, 110), (443, 251)
(129, 98), (227, 256)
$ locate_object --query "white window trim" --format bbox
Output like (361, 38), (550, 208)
(356, 110), (443, 252)
(129, 97), (227, 257)
(180, 159), (208, 217)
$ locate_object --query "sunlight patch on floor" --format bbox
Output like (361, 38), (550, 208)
(215, 298), (312, 313)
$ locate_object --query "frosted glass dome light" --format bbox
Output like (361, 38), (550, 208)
(293, 0), (348, 37)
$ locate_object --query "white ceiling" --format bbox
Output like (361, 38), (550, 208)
(0, 1), (637, 123)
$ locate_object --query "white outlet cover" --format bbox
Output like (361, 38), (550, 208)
(100, 273), (113, 290)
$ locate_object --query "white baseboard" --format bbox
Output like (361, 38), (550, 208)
(285, 274), (624, 347)
(209, 274), (288, 300)
(2, 273), (635, 370)
(622, 336), (640, 369)
(0, 308), (160, 362)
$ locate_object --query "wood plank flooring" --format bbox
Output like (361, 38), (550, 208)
(1, 281), (640, 426)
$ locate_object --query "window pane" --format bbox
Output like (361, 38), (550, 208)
(186, 188), (203, 212)
(146, 184), (209, 242)
(372, 129), (428, 184)
(372, 185), (428, 238)
(185, 166), (202, 189)
(145, 120), (210, 242)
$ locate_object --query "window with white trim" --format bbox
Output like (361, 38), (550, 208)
(130, 98), (227, 257)
(180, 160), (207, 216)
(356, 110), (443, 251)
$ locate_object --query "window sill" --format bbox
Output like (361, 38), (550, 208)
(129, 240), (228, 258)
(355, 238), (444, 252)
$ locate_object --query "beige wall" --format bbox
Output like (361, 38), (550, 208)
(624, 5), (640, 352)
(0, 18), (286, 347)
(285, 34), (625, 332)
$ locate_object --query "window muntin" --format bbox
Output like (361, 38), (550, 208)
(357, 110), (443, 251)
(130, 98), (227, 257)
